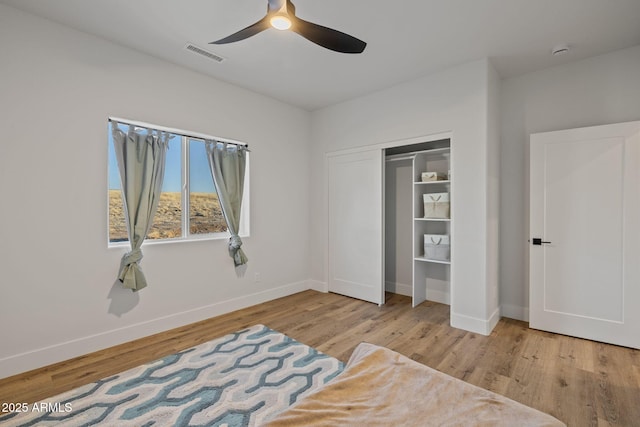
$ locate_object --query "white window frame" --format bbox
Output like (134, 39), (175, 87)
(107, 118), (250, 248)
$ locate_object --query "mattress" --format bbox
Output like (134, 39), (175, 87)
(265, 342), (565, 427)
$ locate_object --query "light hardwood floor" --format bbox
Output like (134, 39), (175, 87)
(1, 290), (639, 426)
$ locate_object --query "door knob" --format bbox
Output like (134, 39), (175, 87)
(532, 238), (551, 245)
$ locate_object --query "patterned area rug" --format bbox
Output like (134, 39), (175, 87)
(0, 325), (344, 426)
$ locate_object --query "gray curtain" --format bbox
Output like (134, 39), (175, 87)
(112, 122), (171, 291)
(205, 140), (248, 266)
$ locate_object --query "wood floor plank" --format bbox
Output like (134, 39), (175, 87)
(593, 342), (640, 426)
(465, 367), (511, 395)
(1, 290), (638, 427)
(476, 318), (528, 379)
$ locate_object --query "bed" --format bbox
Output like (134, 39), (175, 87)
(265, 342), (565, 426)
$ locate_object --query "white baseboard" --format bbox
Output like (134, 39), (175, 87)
(385, 281), (412, 297)
(385, 282), (450, 306)
(450, 306), (501, 336)
(501, 304), (529, 322)
(487, 306), (501, 333)
(308, 280), (328, 293)
(0, 280), (312, 380)
(426, 289), (450, 305)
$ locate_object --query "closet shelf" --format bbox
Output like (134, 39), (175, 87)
(414, 256), (451, 265)
(414, 180), (450, 185)
(415, 217), (451, 222)
(414, 147), (450, 157)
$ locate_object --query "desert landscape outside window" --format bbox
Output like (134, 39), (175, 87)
(108, 123), (232, 244)
(189, 139), (228, 235)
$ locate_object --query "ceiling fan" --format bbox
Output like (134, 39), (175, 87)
(210, 0), (367, 54)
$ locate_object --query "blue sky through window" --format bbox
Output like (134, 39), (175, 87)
(108, 125), (215, 194)
(189, 139), (216, 194)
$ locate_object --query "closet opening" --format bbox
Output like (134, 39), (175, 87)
(384, 138), (451, 307)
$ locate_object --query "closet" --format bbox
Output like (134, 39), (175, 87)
(326, 136), (451, 309)
(385, 140), (451, 307)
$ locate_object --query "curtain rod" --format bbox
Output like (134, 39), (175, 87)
(108, 117), (249, 148)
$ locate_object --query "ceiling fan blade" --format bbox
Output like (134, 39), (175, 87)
(291, 17), (366, 54)
(210, 16), (270, 45)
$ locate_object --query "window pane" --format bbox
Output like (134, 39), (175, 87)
(108, 123), (128, 243)
(108, 125), (182, 242)
(189, 139), (228, 235)
(147, 136), (181, 240)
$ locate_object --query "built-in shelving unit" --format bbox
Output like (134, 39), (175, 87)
(412, 146), (451, 307)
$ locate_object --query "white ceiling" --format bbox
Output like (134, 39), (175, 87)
(3, 0), (640, 110)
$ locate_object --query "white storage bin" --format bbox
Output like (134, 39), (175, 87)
(421, 172), (447, 182)
(423, 193), (450, 218)
(424, 234), (450, 261)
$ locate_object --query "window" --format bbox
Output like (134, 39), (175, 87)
(108, 122), (249, 245)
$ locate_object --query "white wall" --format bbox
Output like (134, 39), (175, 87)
(310, 59), (500, 334)
(500, 45), (640, 321)
(0, 4), (312, 378)
(384, 159), (413, 296)
(486, 62), (501, 325)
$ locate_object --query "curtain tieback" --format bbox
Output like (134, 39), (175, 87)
(122, 248), (143, 266)
(118, 248), (144, 284)
(229, 235), (243, 251)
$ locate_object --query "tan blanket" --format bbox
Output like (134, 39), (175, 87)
(265, 343), (565, 426)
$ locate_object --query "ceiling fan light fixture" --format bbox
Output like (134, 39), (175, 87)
(211, 0), (367, 54)
(270, 15), (291, 30)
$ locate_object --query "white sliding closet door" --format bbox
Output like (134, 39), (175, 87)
(327, 149), (384, 305)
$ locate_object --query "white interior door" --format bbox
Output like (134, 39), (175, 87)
(328, 149), (384, 305)
(530, 121), (640, 349)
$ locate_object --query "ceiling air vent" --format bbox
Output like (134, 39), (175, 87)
(184, 43), (225, 63)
